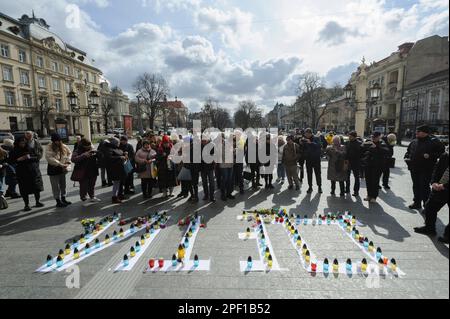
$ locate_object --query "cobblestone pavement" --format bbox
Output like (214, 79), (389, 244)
(0, 143), (448, 299)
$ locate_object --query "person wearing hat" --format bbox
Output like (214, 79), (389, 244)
(361, 132), (390, 203)
(9, 136), (45, 211)
(45, 133), (72, 208)
(71, 138), (100, 203)
(345, 131), (363, 196)
(405, 125), (445, 210)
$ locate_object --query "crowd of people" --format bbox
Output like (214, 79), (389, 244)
(0, 125), (448, 243)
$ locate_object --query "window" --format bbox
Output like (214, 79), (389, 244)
(389, 70), (399, 84)
(0, 44), (10, 58)
(65, 81), (71, 92)
(93, 74), (97, 84)
(36, 56), (44, 68)
(38, 75), (46, 88)
(55, 98), (62, 112)
(20, 70), (30, 85)
(5, 90), (15, 106)
(2, 65), (13, 82)
(9, 117), (18, 131)
(52, 78), (60, 91)
(23, 94), (32, 107)
(84, 71), (90, 82)
(18, 49), (26, 63)
(74, 68), (79, 78)
(51, 61), (58, 72)
(431, 90), (440, 105)
(64, 65), (69, 75)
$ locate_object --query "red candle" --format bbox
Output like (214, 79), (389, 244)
(158, 258), (164, 268)
(275, 217), (279, 223)
(280, 217), (284, 223)
(149, 259), (155, 269)
(383, 257), (388, 265)
(311, 263), (317, 272)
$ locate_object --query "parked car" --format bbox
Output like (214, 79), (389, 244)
(0, 132), (14, 143)
(113, 128), (125, 135)
(12, 131), (38, 140)
(434, 135), (449, 146)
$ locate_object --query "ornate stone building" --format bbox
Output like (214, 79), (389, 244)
(0, 11), (110, 136)
(318, 96), (355, 133)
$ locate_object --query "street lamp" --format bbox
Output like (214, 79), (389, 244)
(67, 88), (99, 116)
(136, 94), (144, 135)
(38, 91), (52, 137)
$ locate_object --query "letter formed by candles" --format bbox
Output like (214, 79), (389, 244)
(238, 210), (285, 272)
(146, 214), (210, 272)
(37, 213), (167, 273)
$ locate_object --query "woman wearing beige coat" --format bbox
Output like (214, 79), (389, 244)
(45, 133), (72, 207)
(135, 140), (157, 199)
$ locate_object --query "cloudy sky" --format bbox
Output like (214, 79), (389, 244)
(2, 0), (449, 114)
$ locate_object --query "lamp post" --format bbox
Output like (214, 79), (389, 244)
(344, 82), (381, 137)
(38, 91), (53, 137)
(67, 81), (100, 140)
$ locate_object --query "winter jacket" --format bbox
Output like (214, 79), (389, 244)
(326, 145), (348, 182)
(102, 143), (126, 181)
(303, 136), (322, 163)
(71, 147), (99, 179)
(282, 143), (301, 166)
(9, 145), (44, 195)
(345, 139), (363, 169)
(405, 136), (445, 172)
(45, 143), (72, 176)
(135, 148), (157, 179)
(361, 140), (390, 170)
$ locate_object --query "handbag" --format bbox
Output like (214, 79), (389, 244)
(177, 166), (192, 181)
(70, 165), (86, 181)
(388, 157), (395, 168)
(0, 195), (8, 210)
(124, 160), (134, 175)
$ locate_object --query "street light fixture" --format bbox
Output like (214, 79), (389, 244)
(67, 87), (99, 116)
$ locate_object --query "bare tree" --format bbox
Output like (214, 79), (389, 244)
(101, 97), (114, 133)
(200, 97), (232, 130)
(233, 100), (263, 129)
(295, 72), (343, 130)
(133, 73), (170, 130)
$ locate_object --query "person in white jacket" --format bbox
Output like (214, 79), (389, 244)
(45, 133), (72, 207)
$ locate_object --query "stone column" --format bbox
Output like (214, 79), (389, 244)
(354, 64), (368, 137)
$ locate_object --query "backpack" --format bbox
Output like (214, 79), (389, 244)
(0, 195), (8, 210)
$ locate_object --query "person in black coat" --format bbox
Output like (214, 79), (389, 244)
(414, 151), (449, 243)
(303, 128), (322, 194)
(345, 131), (362, 197)
(9, 136), (44, 211)
(102, 137), (127, 203)
(119, 136), (135, 195)
(71, 138), (99, 202)
(380, 133), (396, 189)
(405, 125), (445, 209)
(201, 137), (216, 202)
(97, 139), (112, 186)
(244, 134), (261, 190)
(361, 132), (390, 203)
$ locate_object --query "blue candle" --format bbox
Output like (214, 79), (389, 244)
(247, 256), (253, 269)
(46, 255), (53, 267)
(194, 255), (199, 268)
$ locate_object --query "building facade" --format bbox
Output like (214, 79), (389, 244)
(318, 97), (355, 133)
(402, 69), (449, 136)
(348, 35), (448, 136)
(0, 12), (104, 136)
(99, 82), (131, 133)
